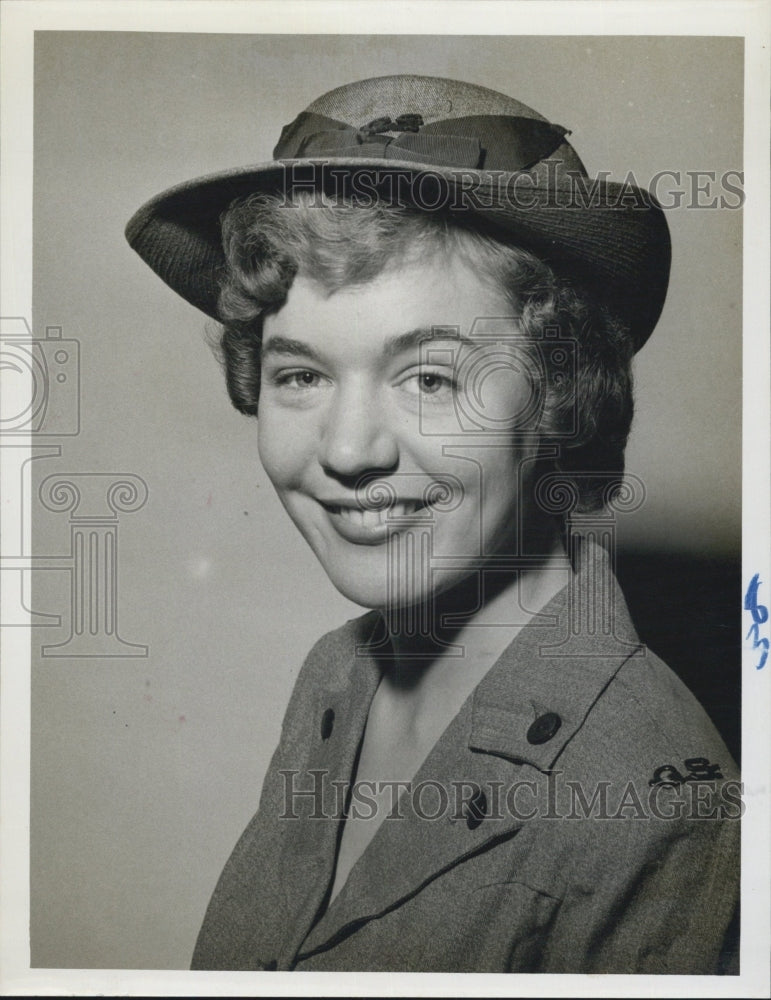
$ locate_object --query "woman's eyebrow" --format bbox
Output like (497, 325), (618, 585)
(260, 336), (323, 362)
(384, 327), (475, 357)
(260, 326), (476, 364)
(260, 328), (475, 363)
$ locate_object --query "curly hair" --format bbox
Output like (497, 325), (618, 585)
(215, 192), (635, 514)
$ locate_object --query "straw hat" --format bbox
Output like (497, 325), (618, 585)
(126, 74), (670, 350)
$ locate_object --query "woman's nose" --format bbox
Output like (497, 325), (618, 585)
(318, 387), (399, 478)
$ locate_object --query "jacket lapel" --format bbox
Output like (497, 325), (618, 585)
(296, 697), (528, 961)
(276, 616), (382, 968)
(293, 539), (643, 962)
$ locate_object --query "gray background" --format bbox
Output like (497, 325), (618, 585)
(31, 33), (742, 968)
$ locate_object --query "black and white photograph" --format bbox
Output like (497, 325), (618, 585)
(0, 1), (768, 995)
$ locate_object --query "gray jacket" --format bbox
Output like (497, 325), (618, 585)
(191, 540), (740, 973)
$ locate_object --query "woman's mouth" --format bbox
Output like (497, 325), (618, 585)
(321, 499), (428, 524)
(317, 498), (431, 544)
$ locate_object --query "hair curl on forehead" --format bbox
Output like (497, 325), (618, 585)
(216, 191), (635, 515)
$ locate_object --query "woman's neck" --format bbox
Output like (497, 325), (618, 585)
(377, 529), (570, 709)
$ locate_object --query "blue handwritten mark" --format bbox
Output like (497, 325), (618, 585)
(744, 573), (769, 670)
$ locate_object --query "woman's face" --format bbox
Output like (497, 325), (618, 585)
(257, 251), (544, 611)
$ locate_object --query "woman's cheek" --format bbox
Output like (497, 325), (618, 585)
(257, 408), (316, 490)
(257, 411), (292, 484)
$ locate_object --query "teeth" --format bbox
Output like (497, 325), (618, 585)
(388, 501), (424, 516)
(329, 501), (427, 525)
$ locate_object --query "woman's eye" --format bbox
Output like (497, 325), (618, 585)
(406, 371), (456, 397)
(419, 373), (443, 393)
(276, 370), (323, 390)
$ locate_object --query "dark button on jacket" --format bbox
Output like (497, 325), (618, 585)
(463, 789), (488, 830)
(527, 711), (562, 745)
(320, 707), (335, 741)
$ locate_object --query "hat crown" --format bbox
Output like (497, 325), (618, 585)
(303, 74), (584, 174)
(307, 73), (546, 126)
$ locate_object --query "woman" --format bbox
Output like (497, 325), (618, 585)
(126, 74), (739, 973)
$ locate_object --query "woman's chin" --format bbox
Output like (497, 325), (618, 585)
(320, 564), (424, 612)
(321, 563), (472, 615)
(326, 575), (406, 612)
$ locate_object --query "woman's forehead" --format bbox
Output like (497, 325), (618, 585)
(262, 261), (519, 358)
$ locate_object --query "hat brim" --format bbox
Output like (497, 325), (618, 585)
(125, 157), (671, 351)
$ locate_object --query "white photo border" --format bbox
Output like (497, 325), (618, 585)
(1, 1), (768, 996)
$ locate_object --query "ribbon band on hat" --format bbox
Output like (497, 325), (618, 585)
(273, 111), (571, 170)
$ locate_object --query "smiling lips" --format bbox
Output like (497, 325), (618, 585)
(317, 497), (433, 543)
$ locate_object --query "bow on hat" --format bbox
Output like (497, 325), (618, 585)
(274, 111), (571, 170)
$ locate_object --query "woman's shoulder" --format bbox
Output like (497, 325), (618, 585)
(278, 609), (382, 719)
(566, 642), (738, 785)
(300, 609), (383, 678)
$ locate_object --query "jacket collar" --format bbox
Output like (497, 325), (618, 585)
(469, 537), (642, 770)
